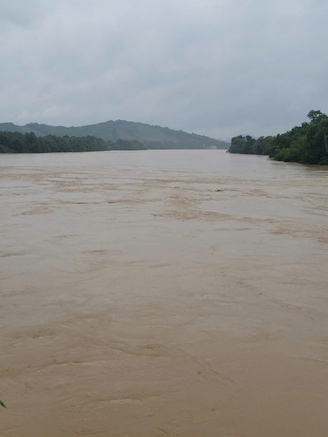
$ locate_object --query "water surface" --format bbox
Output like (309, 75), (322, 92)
(1, 151), (328, 436)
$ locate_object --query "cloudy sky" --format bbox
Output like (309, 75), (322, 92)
(0, 0), (327, 139)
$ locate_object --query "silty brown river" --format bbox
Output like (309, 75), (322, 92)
(1, 150), (328, 436)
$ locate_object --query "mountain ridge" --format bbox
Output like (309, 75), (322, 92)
(0, 120), (229, 149)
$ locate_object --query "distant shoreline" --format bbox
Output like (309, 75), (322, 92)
(0, 120), (229, 151)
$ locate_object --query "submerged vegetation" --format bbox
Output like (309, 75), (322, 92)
(229, 110), (328, 165)
(0, 131), (146, 154)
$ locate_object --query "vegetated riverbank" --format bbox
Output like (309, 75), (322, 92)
(0, 119), (230, 150)
(228, 110), (328, 165)
(0, 131), (146, 153)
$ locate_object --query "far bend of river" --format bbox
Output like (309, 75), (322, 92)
(1, 150), (328, 437)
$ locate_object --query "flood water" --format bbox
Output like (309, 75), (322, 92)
(1, 150), (328, 436)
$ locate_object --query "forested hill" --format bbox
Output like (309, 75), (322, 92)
(0, 120), (229, 150)
(228, 110), (328, 165)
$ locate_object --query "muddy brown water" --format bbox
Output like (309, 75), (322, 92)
(1, 150), (328, 437)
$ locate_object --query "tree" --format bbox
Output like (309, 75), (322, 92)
(0, 131), (147, 154)
(229, 135), (272, 155)
(307, 110), (326, 123)
(267, 110), (328, 164)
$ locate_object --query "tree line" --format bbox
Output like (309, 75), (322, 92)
(0, 120), (230, 149)
(228, 110), (328, 165)
(0, 131), (146, 154)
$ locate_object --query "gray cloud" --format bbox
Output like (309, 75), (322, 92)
(0, 0), (327, 138)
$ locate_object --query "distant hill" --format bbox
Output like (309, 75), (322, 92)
(0, 120), (229, 149)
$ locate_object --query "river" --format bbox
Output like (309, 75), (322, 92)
(1, 150), (328, 436)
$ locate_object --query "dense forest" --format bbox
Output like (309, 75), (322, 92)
(0, 120), (229, 150)
(228, 135), (274, 156)
(0, 131), (146, 154)
(228, 110), (328, 165)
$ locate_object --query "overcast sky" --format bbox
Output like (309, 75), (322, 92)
(0, 0), (327, 139)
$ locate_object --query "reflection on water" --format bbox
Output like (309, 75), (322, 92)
(1, 151), (328, 437)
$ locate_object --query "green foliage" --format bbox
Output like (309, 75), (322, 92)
(229, 135), (273, 155)
(270, 111), (328, 165)
(0, 131), (146, 154)
(0, 400), (6, 409)
(0, 121), (229, 150)
(229, 110), (328, 165)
